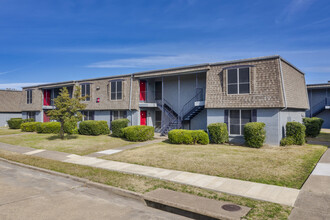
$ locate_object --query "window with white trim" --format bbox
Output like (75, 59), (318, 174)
(82, 111), (94, 120)
(227, 67), (250, 94)
(27, 90), (33, 104)
(112, 110), (127, 120)
(229, 110), (252, 135)
(27, 112), (36, 121)
(111, 81), (122, 100)
(81, 84), (91, 101)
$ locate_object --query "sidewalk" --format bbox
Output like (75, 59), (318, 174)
(0, 142), (299, 206)
(289, 148), (330, 219)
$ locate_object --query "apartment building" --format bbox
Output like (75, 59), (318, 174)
(21, 55), (309, 145)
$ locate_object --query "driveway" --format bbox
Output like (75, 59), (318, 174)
(0, 160), (187, 220)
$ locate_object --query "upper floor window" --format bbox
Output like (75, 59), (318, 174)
(27, 90), (33, 104)
(111, 80), (122, 100)
(227, 67), (250, 94)
(81, 84), (91, 101)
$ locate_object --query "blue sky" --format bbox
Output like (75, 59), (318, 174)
(0, 0), (329, 89)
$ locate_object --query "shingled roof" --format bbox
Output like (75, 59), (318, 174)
(0, 90), (22, 112)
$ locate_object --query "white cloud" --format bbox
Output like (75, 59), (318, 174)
(276, 0), (315, 23)
(0, 82), (47, 90)
(86, 54), (213, 68)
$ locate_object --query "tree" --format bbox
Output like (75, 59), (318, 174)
(48, 86), (87, 139)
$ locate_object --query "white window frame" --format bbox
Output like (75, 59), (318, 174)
(227, 67), (250, 95)
(110, 80), (123, 100)
(111, 110), (127, 121)
(81, 84), (91, 101)
(27, 90), (33, 104)
(82, 111), (94, 120)
(228, 109), (252, 136)
(27, 112), (36, 121)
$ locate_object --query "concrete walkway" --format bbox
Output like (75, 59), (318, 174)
(87, 138), (166, 157)
(289, 148), (330, 219)
(0, 142), (299, 207)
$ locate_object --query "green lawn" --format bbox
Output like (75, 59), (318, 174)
(0, 132), (133, 155)
(0, 149), (291, 220)
(308, 132), (330, 143)
(104, 142), (326, 189)
(0, 128), (23, 135)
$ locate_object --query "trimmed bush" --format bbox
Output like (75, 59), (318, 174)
(286, 122), (306, 145)
(64, 119), (78, 135)
(23, 118), (35, 123)
(78, 120), (110, 136)
(20, 122), (41, 132)
(7, 118), (23, 129)
(168, 129), (209, 145)
(244, 122), (266, 148)
(36, 122), (61, 134)
(303, 117), (324, 138)
(122, 125), (154, 142)
(111, 119), (130, 137)
(207, 123), (229, 144)
(280, 137), (295, 146)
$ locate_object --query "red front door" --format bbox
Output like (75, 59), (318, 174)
(140, 81), (146, 101)
(43, 111), (50, 122)
(43, 89), (51, 106)
(140, 111), (147, 125)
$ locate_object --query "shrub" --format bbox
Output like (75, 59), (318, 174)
(63, 119), (78, 135)
(7, 118), (23, 129)
(122, 125), (154, 142)
(111, 119), (130, 137)
(303, 117), (324, 138)
(23, 118), (35, 123)
(20, 122), (41, 132)
(286, 122), (306, 145)
(243, 122), (266, 148)
(207, 123), (229, 144)
(36, 122), (61, 134)
(280, 137), (296, 146)
(168, 129), (209, 145)
(78, 120), (110, 136)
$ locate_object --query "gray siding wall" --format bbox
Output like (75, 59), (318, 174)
(206, 109), (225, 124)
(22, 111), (42, 122)
(317, 110), (330, 128)
(279, 109), (305, 138)
(190, 109), (207, 130)
(128, 110), (139, 126)
(94, 110), (111, 127)
(257, 109), (280, 145)
(0, 113), (22, 127)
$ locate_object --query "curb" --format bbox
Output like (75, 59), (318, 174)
(0, 157), (144, 203)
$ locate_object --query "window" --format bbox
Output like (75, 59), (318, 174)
(229, 110), (251, 135)
(27, 90), (33, 104)
(27, 112), (36, 121)
(112, 110), (127, 120)
(227, 67), (250, 94)
(111, 81), (122, 100)
(155, 81), (162, 100)
(82, 111), (94, 120)
(81, 84), (91, 101)
(155, 111), (162, 128)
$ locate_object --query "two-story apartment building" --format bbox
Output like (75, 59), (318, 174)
(306, 81), (330, 128)
(0, 89), (22, 126)
(21, 55), (309, 145)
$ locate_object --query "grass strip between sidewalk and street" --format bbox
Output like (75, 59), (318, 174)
(0, 149), (291, 220)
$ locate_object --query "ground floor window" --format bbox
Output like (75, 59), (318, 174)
(27, 112), (36, 121)
(229, 110), (252, 135)
(111, 110), (127, 121)
(82, 111), (95, 121)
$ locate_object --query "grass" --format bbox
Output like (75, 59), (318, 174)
(104, 142), (327, 189)
(0, 149), (291, 220)
(0, 132), (133, 155)
(308, 132), (330, 142)
(0, 128), (23, 135)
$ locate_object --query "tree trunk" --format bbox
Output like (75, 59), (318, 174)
(60, 122), (64, 139)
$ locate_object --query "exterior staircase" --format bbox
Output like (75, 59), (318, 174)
(306, 98), (329, 117)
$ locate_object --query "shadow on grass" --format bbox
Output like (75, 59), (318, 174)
(47, 135), (78, 141)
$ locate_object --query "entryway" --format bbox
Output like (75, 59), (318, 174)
(140, 110), (147, 125)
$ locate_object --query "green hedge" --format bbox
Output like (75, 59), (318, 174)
(207, 123), (228, 144)
(303, 117), (324, 138)
(7, 118), (35, 129)
(122, 125), (154, 142)
(20, 122), (41, 132)
(282, 122), (306, 146)
(244, 122), (266, 148)
(64, 119), (78, 135)
(111, 119), (130, 137)
(168, 129), (209, 145)
(7, 118), (23, 129)
(36, 122), (61, 134)
(280, 137), (296, 146)
(78, 120), (110, 136)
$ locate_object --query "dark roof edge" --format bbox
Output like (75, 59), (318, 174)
(279, 57), (305, 75)
(0, 89), (22, 92)
(209, 55), (280, 66)
(307, 83), (330, 87)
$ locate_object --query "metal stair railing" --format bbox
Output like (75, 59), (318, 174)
(307, 98), (327, 117)
(179, 89), (204, 120)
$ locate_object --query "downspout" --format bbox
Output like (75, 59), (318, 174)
(129, 74), (133, 125)
(279, 58), (287, 141)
